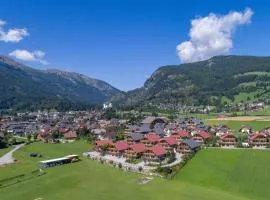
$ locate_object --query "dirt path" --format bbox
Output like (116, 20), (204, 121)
(0, 144), (24, 166)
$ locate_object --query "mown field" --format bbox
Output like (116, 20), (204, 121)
(177, 149), (270, 200)
(1, 141), (270, 200)
(205, 119), (270, 131)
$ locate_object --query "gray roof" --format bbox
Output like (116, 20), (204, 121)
(128, 132), (143, 141)
(183, 139), (200, 149)
(138, 124), (151, 133)
(154, 128), (166, 136)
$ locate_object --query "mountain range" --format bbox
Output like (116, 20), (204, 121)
(0, 56), (121, 111)
(1, 55), (270, 111)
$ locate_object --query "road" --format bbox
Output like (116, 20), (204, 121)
(0, 144), (24, 166)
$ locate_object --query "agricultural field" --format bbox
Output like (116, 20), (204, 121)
(1, 141), (269, 200)
(206, 117), (270, 131)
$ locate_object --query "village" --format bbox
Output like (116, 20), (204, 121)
(1, 109), (270, 174)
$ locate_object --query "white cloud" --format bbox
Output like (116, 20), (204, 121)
(9, 49), (48, 65)
(177, 8), (254, 63)
(0, 19), (29, 42)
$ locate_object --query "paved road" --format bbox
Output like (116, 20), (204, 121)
(0, 144), (24, 166)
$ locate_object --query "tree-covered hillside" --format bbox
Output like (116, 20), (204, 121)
(0, 56), (121, 111)
(113, 56), (270, 108)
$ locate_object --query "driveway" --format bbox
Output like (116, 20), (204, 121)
(0, 144), (24, 166)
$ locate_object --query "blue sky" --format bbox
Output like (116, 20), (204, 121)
(0, 0), (270, 91)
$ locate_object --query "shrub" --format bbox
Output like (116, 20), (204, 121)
(118, 163), (122, 169)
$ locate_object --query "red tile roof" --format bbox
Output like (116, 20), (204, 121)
(197, 130), (210, 139)
(145, 133), (160, 142)
(151, 145), (166, 156)
(64, 131), (77, 139)
(95, 140), (113, 147)
(250, 133), (267, 140)
(220, 133), (235, 139)
(59, 128), (69, 133)
(131, 143), (145, 153)
(163, 137), (177, 145)
(115, 141), (129, 151)
(178, 130), (189, 138)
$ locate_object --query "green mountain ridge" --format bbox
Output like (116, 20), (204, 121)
(113, 55), (270, 108)
(0, 56), (122, 111)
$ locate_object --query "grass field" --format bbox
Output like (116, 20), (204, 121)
(205, 118), (270, 131)
(0, 147), (11, 157)
(1, 142), (270, 200)
(176, 149), (270, 200)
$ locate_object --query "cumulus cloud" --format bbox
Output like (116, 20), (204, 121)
(9, 49), (48, 65)
(177, 8), (253, 63)
(0, 19), (29, 42)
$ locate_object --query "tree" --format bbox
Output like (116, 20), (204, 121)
(26, 133), (32, 142)
(33, 133), (38, 141)
(152, 111), (158, 117)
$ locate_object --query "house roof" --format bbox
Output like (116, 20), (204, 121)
(131, 143), (145, 153)
(128, 132), (143, 141)
(101, 132), (117, 139)
(178, 130), (189, 137)
(141, 116), (156, 124)
(115, 141), (129, 151)
(196, 130), (210, 139)
(151, 145), (166, 156)
(163, 137), (177, 145)
(95, 140), (113, 147)
(141, 116), (168, 124)
(64, 131), (77, 139)
(145, 133), (160, 142)
(183, 139), (200, 149)
(250, 133), (267, 140)
(59, 128), (69, 133)
(154, 128), (166, 136)
(220, 133), (235, 139)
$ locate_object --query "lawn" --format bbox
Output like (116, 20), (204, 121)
(0, 147), (11, 157)
(0, 142), (267, 200)
(176, 149), (270, 200)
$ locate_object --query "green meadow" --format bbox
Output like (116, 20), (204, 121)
(1, 141), (270, 200)
(0, 147), (11, 157)
(177, 149), (270, 200)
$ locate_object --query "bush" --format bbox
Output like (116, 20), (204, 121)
(118, 163), (122, 169)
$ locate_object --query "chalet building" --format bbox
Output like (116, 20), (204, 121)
(159, 137), (177, 151)
(192, 130), (210, 143)
(141, 133), (160, 148)
(249, 133), (268, 147)
(95, 140), (113, 152)
(177, 139), (200, 156)
(108, 141), (129, 157)
(260, 127), (270, 135)
(59, 128), (69, 133)
(125, 143), (145, 159)
(239, 126), (252, 134)
(218, 133), (237, 147)
(126, 132), (143, 145)
(143, 145), (166, 161)
(171, 130), (189, 142)
(64, 131), (77, 140)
